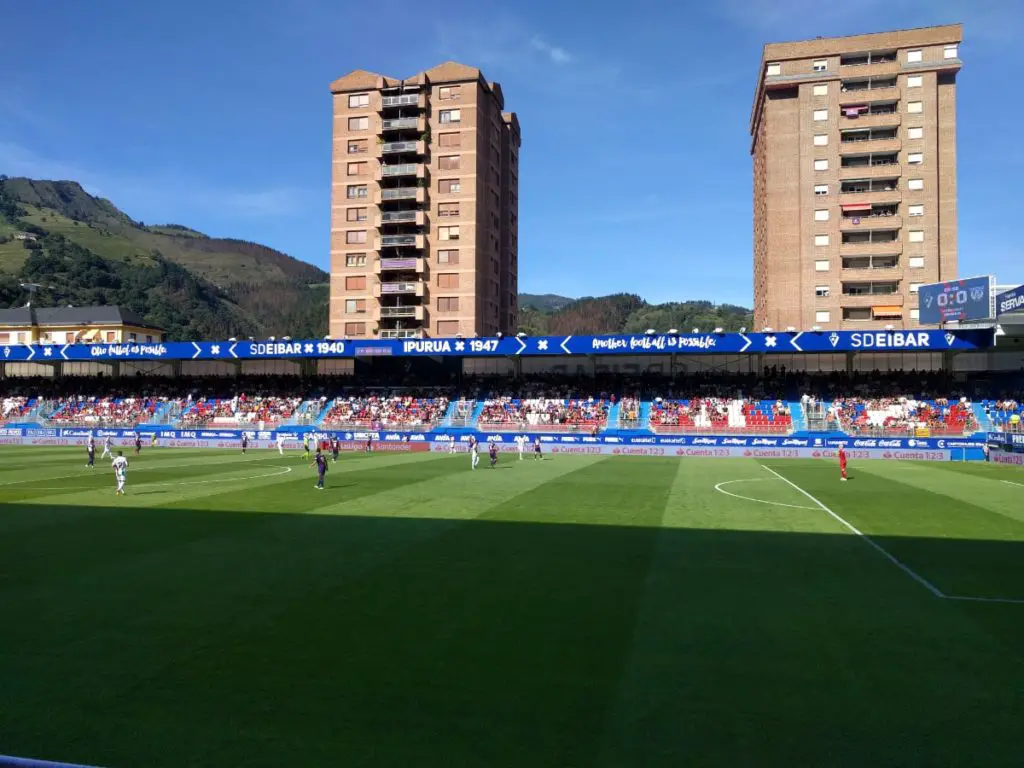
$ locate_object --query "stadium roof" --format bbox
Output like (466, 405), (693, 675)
(0, 305), (161, 330)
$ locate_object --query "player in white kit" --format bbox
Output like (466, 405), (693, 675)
(469, 436), (480, 470)
(101, 436), (113, 459)
(111, 451), (129, 495)
(516, 434), (527, 460)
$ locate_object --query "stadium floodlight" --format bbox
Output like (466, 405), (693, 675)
(645, 328), (656, 335)
(763, 327), (773, 333)
(248, 337), (255, 341)
(496, 331), (504, 339)
(786, 326), (796, 332)
(282, 335), (292, 341)
(228, 337), (237, 342)
(811, 325), (821, 332)
(268, 336), (276, 341)
(516, 332), (527, 338)
(714, 327), (724, 334)
(739, 327), (746, 333)
(667, 328), (679, 335)
(884, 324), (895, 331)
(691, 328), (699, 334)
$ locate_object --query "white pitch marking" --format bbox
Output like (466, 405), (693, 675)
(943, 593), (1024, 606)
(760, 464), (947, 598)
(713, 478), (819, 511)
(1001, 479), (1024, 488)
(20, 465), (293, 492)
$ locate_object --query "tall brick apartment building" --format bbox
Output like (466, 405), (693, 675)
(329, 62), (520, 340)
(751, 25), (962, 330)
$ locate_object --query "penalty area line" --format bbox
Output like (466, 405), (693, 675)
(760, 464), (947, 599)
(713, 478), (820, 511)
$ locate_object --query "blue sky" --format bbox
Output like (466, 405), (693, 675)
(0, 0), (1021, 306)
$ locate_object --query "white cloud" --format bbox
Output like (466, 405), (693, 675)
(529, 36), (573, 64)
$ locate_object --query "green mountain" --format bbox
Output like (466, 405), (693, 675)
(516, 293), (753, 336)
(0, 177), (327, 340)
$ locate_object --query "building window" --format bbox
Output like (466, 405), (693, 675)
(909, 256), (925, 268)
(345, 276), (367, 291)
(345, 299), (367, 314)
(907, 152), (923, 164)
(344, 322), (366, 336)
(907, 50), (922, 64)
(814, 234), (830, 246)
(346, 184), (368, 199)
(438, 155), (461, 171)
(439, 132), (461, 148)
(348, 116), (369, 131)
(346, 162), (367, 176)
(814, 184), (829, 196)
(437, 296), (460, 312)
(437, 272), (459, 289)
(348, 140), (368, 154)
(815, 286), (830, 298)
(908, 126), (923, 140)
(814, 159), (829, 171)
(910, 309), (920, 321)
(766, 62), (781, 76)
(348, 93), (370, 108)
(437, 320), (460, 336)
(908, 204), (924, 217)
(813, 109), (828, 122)
(843, 307), (871, 321)
(812, 84), (828, 96)
(944, 44), (958, 59)
(438, 202), (459, 217)
(910, 282), (923, 293)
(815, 310), (831, 323)
(439, 225), (460, 241)
(346, 253), (367, 267)
(907, 75), (923, 88)
(815, 260), (830, 272)
(346, 207), (367, 222)
(439, 109), (461, 124)
(437, 249), (459, 264)
(907, 101), (923, 114)
(346, 230), (367, 244)
(907, 178), (924, 191)
(814, 209), (829, 222)
(439, 178), (461, 194)
(908, 230), (924, 243)
(813, 60), (827, 72)
(438, 86), (460, 100)
(813, 134), (829, 147)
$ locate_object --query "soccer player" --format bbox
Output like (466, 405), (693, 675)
(311, 449), (328, 490)
(112, 450), (129, 495)
(331, 436), (340, 463)
(133, 432), (142, 456)
(533, 437), (543, 460)
(469, 435), (479, 470)
(448, 434), (457, 454)
(101, 435), (112, 459)
(86, 435), (95, 468)
(489, 440), (498, 468)
(302, 434), (311, 460)
(516, 433), (526, 460)
(241, 433), (249, 454)
(150, 433), (157, 448)
(839, 445), (849, 481)
(276, 432), (286, 456)
(365, 435), (373, 453)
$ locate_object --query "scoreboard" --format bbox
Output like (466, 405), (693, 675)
(917, 276), (994, 325)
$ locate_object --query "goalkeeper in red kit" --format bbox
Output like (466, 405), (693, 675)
(838, 446), (848, 481)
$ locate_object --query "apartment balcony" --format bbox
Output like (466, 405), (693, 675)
(375, 163), (428, 182)
(841, 214), (902, 232)
(375, 234), (425, 250)
(374, 280), (427, 298)
(840, 238), (903, 256)
(380, 116), (427, 132)
(374, 187), (427, 204)
(838, 187), (901, 206)
(379, 93), (427, 111)
(373, 305), (426, 321)
(839, 136), (902, 155)
(841, 293), (905, 309)
(379, 329), (424, 339)
(839, 162), (901, 180)
(841, 111), (901, 129)
(373, 257), (426, 274)
(376, 210), (425, 226)
(840, 265), (901, 282)
(380, 140), (426, 156)
(839, 86), (900, 106)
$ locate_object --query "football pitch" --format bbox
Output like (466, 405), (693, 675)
(2, 446), (1023, 767)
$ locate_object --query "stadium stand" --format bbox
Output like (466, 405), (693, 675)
(650, 398), (793, 434)
(1, 396), (35, 422)
(983, 399), (1023, 432)
(45, 396), (159, 427)
(321, 394), (450, 430)
(477, 395), (609, 432)
(178, 395), (303, 427)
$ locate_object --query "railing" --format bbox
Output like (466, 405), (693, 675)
(381, 94), (420, 107)
(841, 133), (899, 142)
(379, 306), (417, 317)
(381, 117), (419, 130)
(380, 235), (418, 247)
(379, 329), (422, 339)
(321, 418), (439, 432)
(44, 417), (150, 427)
(381, 141), (419, 154)
(380, 188), (417, 200)
(650, 424), (793, 435)
(380, 210), (418, 223)
(380, 281), (419, 294)
(381, 163), (418, 177)
(379, 257), (419, 270)
(477, 422), (603, 434)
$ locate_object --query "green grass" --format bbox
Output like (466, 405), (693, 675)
(1, 448), (1023, 767)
